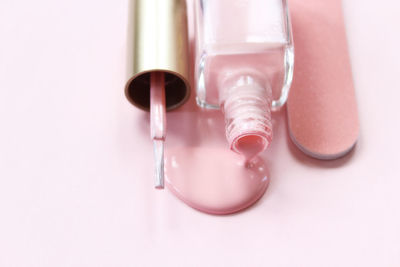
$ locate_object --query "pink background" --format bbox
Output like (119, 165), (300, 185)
(1, 0), (400, 266)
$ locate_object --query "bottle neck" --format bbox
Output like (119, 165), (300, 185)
(219, 75), (273, 161)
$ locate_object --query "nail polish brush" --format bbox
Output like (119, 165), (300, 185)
(125, 0), (190, 189)
(150, 72), (166, 188)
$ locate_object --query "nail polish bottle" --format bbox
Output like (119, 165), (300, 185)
(194, 0), (294, 160)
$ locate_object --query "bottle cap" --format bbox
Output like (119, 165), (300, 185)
(125, 0), (191, 111)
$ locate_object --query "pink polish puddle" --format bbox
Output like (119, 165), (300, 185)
(165, 147), (269, 215)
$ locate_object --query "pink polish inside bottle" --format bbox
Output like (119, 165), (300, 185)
(195, 0), (294, 160)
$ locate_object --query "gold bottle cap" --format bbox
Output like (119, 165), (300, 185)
(125, 0), (190, 111)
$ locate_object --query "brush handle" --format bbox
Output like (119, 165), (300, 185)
(150, 72), (166, 141)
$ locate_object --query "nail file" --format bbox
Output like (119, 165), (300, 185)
(287, 0), (359, 160)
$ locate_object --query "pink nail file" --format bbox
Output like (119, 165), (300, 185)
(287, 0), (359, 160)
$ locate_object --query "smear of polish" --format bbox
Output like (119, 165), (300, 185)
(165, 147), (269, 215)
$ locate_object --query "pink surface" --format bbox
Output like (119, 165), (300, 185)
(1, 0), (400, 266)
(287, 0), (359, 159)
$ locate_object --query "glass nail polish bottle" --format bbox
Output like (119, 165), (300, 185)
(194, 0), (294, 160)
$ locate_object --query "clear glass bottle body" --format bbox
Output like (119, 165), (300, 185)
(195, 0), (294, 110)
(194, 0), (294, 158)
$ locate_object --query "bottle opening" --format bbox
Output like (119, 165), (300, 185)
(221, 75), (273, 159)
(233, 134), (270, 161)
